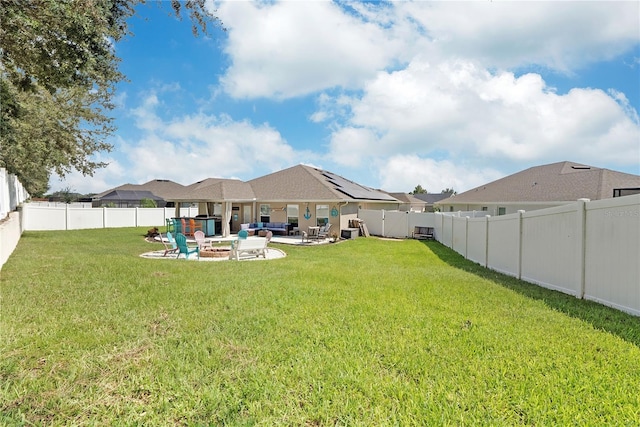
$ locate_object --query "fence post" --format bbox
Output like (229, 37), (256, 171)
(517, 210), (525, 280)
(65, 204), (70, 230)
(464, 216), (469, 259)
(484, 215), (490, 267)
(103, 207), (107, 228)
(135, 207), (139, 227)
(576, 199), (589, 299)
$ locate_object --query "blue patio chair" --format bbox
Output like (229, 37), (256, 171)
(161, 232), (179, 257)
(172, 218), (182, 234)
(175, 232), (200, 260)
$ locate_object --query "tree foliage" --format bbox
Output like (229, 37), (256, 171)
(410, 184), (427, 194)
(0, 0), (220, 196)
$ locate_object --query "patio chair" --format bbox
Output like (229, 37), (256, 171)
(160, 232), (179, 257)
(318, 223), (332, 239)
(175, 232), (200, 260)
(181, 218), (191, 237)
(194, 230), (209, 250)
(189, 218), (203, 236)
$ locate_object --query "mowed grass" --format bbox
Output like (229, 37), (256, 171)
(1, 228), (640, 425)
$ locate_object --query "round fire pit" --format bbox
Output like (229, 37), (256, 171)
(200, 247), (231, 258)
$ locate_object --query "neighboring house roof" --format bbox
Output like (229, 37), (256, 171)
(98, 189), (164, 202)
(173, 178), (256, 202)
(437, 161), (640, 205)
(248, 164), (399, 202)
(388, 193), (427, 205)
(413, 193), (452, 204)
(93, 179), (185, 200)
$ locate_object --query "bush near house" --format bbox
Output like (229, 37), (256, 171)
(1, 228), (639, 425)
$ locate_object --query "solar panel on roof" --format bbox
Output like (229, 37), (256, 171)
(321, 171), (396, 201)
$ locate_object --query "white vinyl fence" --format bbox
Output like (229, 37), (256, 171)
(22, 204), (199, 231)
(0, 168), (29, 219)
(0, 168), (29, 270)
(360, 195), (640, 316)
(432, 196), (640, 316)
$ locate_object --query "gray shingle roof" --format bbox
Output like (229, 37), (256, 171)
(99, 189), (164, 202)
(413, 193), (452, 204)
(437, 161), (640, 205)
(93, 179), (185, 200)
(248, 164), (398, 202)
(174, 178), (256, 202)
(388, 193), (427, 205)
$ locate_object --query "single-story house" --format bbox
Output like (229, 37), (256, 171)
(411, 193), (452, 212)
(92, 179), (184, 208)
(435, 161), (640, 215)
(387, 192), (429, 212)
(166, 164), (400, 237)
(93, 189), (166, 208)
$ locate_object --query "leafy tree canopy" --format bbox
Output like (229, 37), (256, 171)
(0, 0), (221, 196)
(410, 184), (427, 194)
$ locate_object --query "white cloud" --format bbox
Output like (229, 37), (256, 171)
(216, 2), (639, 100)
(120, 97), (298, 184)
(377, 156), (503, 194)
(325, 58), (640, 176)
(217, 1), (402, 98)
(395, 2), (640, 71)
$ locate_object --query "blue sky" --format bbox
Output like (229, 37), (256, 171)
(51, 1), (640, 195)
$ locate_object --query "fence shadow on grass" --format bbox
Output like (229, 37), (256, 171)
(422, 240), (640, 348)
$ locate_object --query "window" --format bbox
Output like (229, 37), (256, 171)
(316, 204), (329, 226)
(498, 207), (506, 216)
(260, 204), (270, 223)
(287, 204), (299, 227)
(481, 207), (488, 211)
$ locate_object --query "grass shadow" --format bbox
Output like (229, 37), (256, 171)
(422, 240), (640, 348)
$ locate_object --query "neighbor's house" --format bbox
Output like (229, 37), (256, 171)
(412, 193), (452, 212)
(435, 161), (640, 216)
(387, 192), (429, 212)
(92, 179), (185, 208)
(164, 164), (400, 236)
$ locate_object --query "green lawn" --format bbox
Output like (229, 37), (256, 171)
(2, 228), (639, 425)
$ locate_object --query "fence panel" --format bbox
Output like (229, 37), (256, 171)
(68, 207), (104, 229)
(440, 215), (453, 248)
(358, 209), (384, 236)
(24, 206), (67, 230)
(384, 211), (409, 238)
(467, 217), (488, 266)
(487, 213), (520, 277)
(521, 204), (581, 296)
(408, 212), (436, 230)
(0, 212), (22, 270)
(136, 208), (169, 227)
(584, 195), (640, 315)
(451, 216), (467, 256)
(104, 208), (137, 228)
